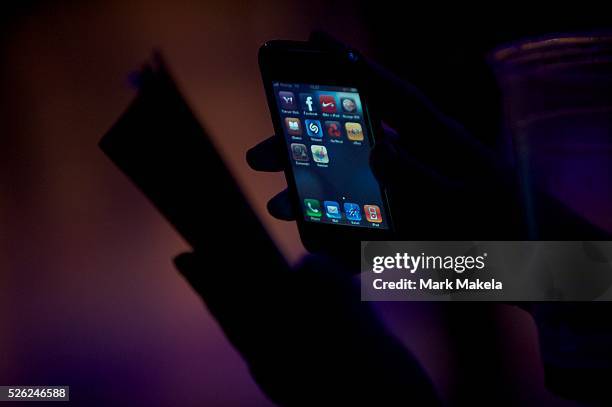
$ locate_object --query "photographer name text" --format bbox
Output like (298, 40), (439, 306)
(371, 253), (503, 291)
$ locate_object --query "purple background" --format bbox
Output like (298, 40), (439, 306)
(0, 1), (588, 405)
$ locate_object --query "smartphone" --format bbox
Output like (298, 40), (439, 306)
(259, 40), (393, 253)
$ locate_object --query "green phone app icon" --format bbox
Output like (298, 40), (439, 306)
(304, 199), (322, 217)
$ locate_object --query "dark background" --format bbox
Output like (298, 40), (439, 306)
(2, 1), (609, 405)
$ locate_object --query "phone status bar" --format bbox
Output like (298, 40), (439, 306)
(273, 82), (358, 93)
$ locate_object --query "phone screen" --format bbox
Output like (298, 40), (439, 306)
(273, 82), (390, 229)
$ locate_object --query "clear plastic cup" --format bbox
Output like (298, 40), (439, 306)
(490, 34), (612, 236)
(491, 35), (612, 401)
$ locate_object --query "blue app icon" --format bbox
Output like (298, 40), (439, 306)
(305, 119), (322, 138)
(324, 201), (341, 219)
(344, 202), (362, 221)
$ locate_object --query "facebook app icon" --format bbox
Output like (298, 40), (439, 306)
(300, 93), (317, 113)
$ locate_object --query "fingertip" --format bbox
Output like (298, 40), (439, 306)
(267, 189), (296, 221)
(246, 136), (285, 172)
(245, 144), (260, 169)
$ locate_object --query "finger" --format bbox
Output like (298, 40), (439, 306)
(267, 189), (295, 221)
(246, 135), (285, 172)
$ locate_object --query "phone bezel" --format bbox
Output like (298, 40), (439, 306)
(259, 40), (394, 253)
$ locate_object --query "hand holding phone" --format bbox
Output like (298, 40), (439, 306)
(256, 32), (547, 243)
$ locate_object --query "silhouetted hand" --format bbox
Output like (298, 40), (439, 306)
(125, 49), (438, 406)
(174, 249), (440, 406)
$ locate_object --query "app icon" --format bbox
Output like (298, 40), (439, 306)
(300, 93), (317, 113)
(278, 91), (297, 110)
(324, 201), (341, 219)
(310, 145), (329, 163)
(341, 97), (357, 113)
(324, 121), (342, 138)
(291, 143), (309, 161)
(319, 95), (337, 113)
(284, 117), (302, 136)
(304, 199), (322, 217)
(344, 203), (362, 221)
(364, 205), (382, 223)
(345, 122), (364, 141)
(305, 119), (323, 138)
